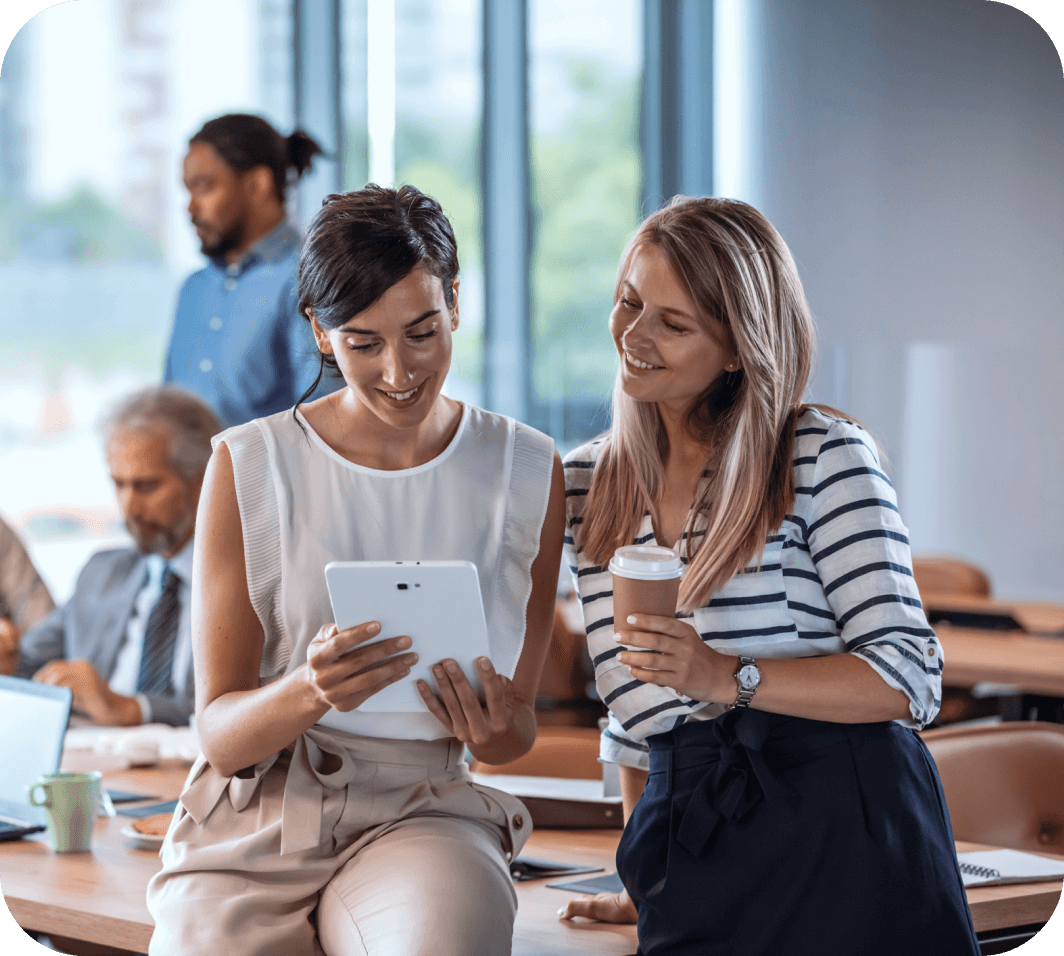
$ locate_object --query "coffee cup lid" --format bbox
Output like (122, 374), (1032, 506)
(608, 545), (684, 580)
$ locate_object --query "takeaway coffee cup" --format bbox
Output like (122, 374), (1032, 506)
(609, 545), (684, 638)
(27, 771), (102, 852)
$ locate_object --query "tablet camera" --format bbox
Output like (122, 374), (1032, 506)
(397, 582), (409, 590)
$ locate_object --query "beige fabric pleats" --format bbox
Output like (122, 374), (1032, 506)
(146, 734), (529, 955)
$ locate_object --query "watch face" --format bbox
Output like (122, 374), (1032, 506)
(738, 663), (761, 690)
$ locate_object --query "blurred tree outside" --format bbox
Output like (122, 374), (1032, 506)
(0, 185), (161, 264)
(0, 184), (170, 380)
(390, 113), (485, 397)
(530, 56), (641, 431)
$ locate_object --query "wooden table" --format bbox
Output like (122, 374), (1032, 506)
(919, 592), (1064, 697)
(2, 760), (1061, 955)
(937, 627), (1064, 697)
(921, 593), (1064, 636)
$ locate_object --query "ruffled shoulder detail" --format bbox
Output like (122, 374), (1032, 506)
(211, 418), (290, 683)
(490, 419), (555, 678)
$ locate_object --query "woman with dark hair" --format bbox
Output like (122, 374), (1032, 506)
(165, 113), (330, 428)
(147, 185), (566, 955)
(558, 196), (980, 955)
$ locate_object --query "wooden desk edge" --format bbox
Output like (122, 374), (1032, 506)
(967, 882), (1064, 934)
(5, 894), (153, 952)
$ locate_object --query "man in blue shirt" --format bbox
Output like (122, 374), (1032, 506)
(165, 114), (336, 427)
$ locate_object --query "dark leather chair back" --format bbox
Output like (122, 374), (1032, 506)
(922, 722), (1064, 853)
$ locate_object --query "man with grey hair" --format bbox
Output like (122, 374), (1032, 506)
(13, 386), (221, 726)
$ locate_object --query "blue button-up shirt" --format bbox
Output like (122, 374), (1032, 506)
(164, 221), (334, 427)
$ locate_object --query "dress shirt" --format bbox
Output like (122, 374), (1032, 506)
(164, 220), (336, 428)
(110, 538), (195, 724)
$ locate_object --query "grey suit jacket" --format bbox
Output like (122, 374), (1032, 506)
(17, 548), (195, 726)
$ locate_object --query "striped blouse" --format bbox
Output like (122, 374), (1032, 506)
(563, 406), (942, 770)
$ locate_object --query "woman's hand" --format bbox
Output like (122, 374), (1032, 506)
(303, 620), (419, 712)
(617, 613), (733, 704)
(558, 888), (638, 924)
(416, 656), (516, 755)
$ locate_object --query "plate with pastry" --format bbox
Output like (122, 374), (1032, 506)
(121, 812), (171, 850)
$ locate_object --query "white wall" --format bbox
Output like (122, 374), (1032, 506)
(734, 0), (1064, 600)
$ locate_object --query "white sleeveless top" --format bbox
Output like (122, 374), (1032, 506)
(214, 402), (555, 740)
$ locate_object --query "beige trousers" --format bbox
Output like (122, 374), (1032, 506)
(146, 732), (530, 956)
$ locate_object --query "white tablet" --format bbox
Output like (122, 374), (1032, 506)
(323, 560), (492, 713)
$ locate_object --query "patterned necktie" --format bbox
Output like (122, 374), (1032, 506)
(136, 567), (181, 696)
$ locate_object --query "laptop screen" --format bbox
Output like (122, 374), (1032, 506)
(0, 675), (72, 808)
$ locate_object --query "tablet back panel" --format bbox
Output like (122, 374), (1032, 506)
(324, 560), (492, 713)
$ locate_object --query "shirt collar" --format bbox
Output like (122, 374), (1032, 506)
(146, 536), (195, 589)
(169, 535), (195, 585)
(210, 219), (300, 274)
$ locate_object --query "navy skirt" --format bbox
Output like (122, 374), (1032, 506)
(616, 709), (981, 956)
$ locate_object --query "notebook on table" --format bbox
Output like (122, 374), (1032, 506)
(958, 848), (1064, 887)
(0, 675), (72, 841)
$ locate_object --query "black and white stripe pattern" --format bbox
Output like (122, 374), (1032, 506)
(563, 408), (943, 770)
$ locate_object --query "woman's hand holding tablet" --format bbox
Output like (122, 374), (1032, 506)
(303, 620), (420, 713)
(416, 655), (515, 749)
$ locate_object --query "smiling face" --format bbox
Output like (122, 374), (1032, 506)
(311, 264), (459, 432)
(610, 242), (739, 415)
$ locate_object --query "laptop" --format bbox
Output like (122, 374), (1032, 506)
(0, 674), (73, 841)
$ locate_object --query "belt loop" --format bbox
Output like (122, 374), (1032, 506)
(665, 747), (675, 796)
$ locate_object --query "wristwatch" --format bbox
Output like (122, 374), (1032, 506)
(731, 657), (761, 709)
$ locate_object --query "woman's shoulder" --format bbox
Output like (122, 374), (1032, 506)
(792, 405), (881, 468)
(562, 434), (609, 470)
(461, 404), (555, 463)
(212, 417), (262, 452)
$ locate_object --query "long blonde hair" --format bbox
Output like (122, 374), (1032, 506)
(581, 196), (817, 613)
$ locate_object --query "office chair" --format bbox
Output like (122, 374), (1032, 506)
(922, 721), (1064, 854)
(911, 555), (992, 599)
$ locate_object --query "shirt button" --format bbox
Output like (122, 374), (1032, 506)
(224, 278), (237, 291)
(927, 647), (936, 657)
(226, 263), (240, 276)
(512, 814), (524, 830)
(209, 316), (223, 331)
(199, 359), (213, 373)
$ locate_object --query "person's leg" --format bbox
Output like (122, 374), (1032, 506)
(316, 815), (517, 956)
(147, 759), (343, 956)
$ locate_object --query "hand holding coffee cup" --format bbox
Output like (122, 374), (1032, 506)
(609, 545), (684, 643)
(27, 771), (103, 852)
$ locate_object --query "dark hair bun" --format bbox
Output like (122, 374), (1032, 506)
(287, 130), (324, 177)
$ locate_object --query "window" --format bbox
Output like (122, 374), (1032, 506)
(528, 0), (642, 448)
(341, 0), (484, 407)
(0, 0), (294, 599)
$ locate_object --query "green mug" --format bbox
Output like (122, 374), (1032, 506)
(27, 771), (102, 852)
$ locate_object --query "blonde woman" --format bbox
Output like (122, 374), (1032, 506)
(559, 197), (979, 955)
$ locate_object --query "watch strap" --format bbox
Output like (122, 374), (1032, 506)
(731, 656), (759, 710)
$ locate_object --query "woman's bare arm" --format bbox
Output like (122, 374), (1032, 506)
(193, 443), (418, 777)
